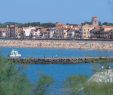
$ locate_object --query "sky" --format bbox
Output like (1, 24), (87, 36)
(0, 0), (113, 24)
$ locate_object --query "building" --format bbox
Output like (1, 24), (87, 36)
(74, 30), (82, 39)
(81, 24), (94, 39)
(53, 29), (64, 39)
(90, 27), (110, 39)
(30, 28), (42, 39)
(92, 16), (99, 26)
(40, 28), (50, 39)
(23, 27), (35, 38)
(109, 30), (113, 39)
(63, 30), (68, 39)
(49, 28), (56, 39)
(16, 28), (25, 39)
(102, 26), (113, 32)
(6, 25), (17, 38)
(0, 28), (7, 38)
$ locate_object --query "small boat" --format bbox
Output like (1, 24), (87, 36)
(9, 49), (21, 58)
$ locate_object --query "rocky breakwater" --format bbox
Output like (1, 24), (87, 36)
(8, 57), (113, 64)
(0, 40), (113, 50)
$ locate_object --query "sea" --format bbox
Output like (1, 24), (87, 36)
(0, 47), (113, 94)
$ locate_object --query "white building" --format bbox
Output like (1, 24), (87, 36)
(0, 28), (7, 38)
(31, 28), (41, 39)
(48, 28), (55, 38)
(23, 27), (35, 38)
(102, 26), (113, 32)
(2, 31), (7, 38)
(63, 30), (68, 39)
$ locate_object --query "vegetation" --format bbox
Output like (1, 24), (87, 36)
(63, 75), (113, 95)
(0, 57), (53, 95)
(0, 21), (113, 28)
(0, 56), (113, 95)
(64, 75), (87, 95)
(0, 22), (56, 28)
(63, 60), (113, 95)
(0, 57), (31, 95)
(84, 82), (113, 95)
(102, 22), (113, 26)
(33, 74), (53, 95)
(81, 21), (113, 26)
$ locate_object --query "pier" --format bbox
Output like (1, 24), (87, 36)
(8, 57), (113, 64)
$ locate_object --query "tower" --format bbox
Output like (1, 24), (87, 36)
(92, 16), (99, 26)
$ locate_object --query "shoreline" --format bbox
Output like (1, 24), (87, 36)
(0, 40), (113, 50)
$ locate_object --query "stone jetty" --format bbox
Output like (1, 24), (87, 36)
(8, 57), (113, 64)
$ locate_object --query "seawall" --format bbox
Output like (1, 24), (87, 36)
(0, 40), (113, 50)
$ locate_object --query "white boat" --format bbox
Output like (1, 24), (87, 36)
(9, 49), (21, 58)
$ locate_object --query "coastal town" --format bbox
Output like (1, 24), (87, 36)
(0, 16), (113, 40)
(1, 0), (113, 94)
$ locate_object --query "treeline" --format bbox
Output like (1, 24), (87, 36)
(81, 21), (113, 26)
(1, 21), (113, 28)
(0, 22), (56, 28)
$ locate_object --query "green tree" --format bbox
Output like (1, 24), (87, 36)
(84, 82), (113, 95)
(64, 75), (87, 95)
(33, 73), (53, 95)
(0, 57), (31, 95)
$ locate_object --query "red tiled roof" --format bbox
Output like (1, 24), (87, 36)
(102, 26), (113, 28)
(92, 16), (98, 18)
(94, 26), (113, 29)
(94, 26), (101, 29)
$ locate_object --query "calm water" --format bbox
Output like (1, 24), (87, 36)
(0, 47), (113, 84)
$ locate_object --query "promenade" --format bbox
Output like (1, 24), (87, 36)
(0, 40), (113, 50)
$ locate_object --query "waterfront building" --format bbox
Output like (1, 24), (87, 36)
(0, 28), (7, 38)
(90, 27), (110, 39)
(67, 30), (82, 39)
(63, 30), (68, 39)
(74, 30), (82, 39)
(55, 24), (66, 39)
(73, 26), (81, 31)
(55, 23), (81, 39)
(53, 29), (64, 39)
(55, 22), (64, 29)
(0, 16), (113, 40)
(81, 24), (94, 39)
(16, 28), (25, 39)
(6, 25), (17, 38)
(49, 28), (56, 39)
(23, 27), (35, 38)
(109, 29), (113, 39)
(1, 31), (6, 38)
(67, 30), (75, 39)
(30, 28), (41, 39)
(40, 28), (50, 39)
(102, 26), (113, 32)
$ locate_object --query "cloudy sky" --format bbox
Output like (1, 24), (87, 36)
(0, 0), (112, 24)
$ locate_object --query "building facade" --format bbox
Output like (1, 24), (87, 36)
(6, 25), (17, 38)
(81, 24), (94, 39)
